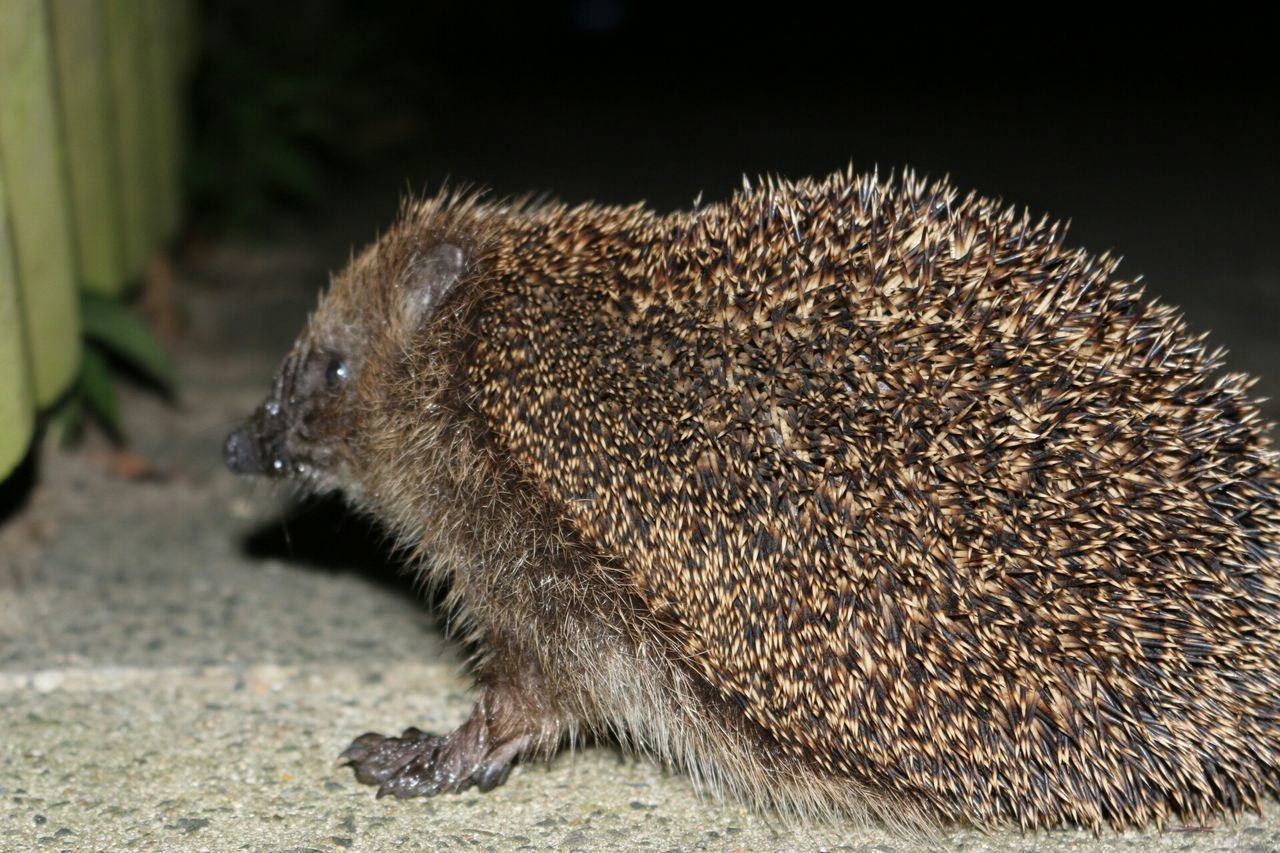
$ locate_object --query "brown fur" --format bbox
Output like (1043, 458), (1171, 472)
(227, 169), (1280, 831)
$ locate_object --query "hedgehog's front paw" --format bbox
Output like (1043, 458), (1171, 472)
(341, 718), (528, 798)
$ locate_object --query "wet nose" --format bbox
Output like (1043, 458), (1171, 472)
(224, 428), (262, 474)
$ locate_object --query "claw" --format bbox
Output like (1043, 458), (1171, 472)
(340, 720), (526, 799)
(339, 731), (386, 763)
(476, 760), (513, 792)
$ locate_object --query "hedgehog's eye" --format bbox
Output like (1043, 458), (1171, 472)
(324, 355), (349, 389)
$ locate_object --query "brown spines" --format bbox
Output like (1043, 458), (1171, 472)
(291, 169), (1280, 829)
(442, 170), (1280, 830)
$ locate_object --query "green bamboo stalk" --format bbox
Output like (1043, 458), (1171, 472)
(0, 0), (82, 408)
(144, 0), (180, 240)
(50, 0), (127, 295)
(103, 0), (155, 279)
(0, 170), (35, 479)
(176, 0), (200, 77)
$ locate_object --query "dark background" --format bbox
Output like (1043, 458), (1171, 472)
(188, 1), (1277, 410)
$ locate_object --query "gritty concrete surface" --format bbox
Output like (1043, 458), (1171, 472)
(2, 227), (1279, 852)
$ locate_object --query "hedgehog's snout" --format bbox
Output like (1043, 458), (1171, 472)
(224, 396), (295, 479)
(223, 427), (260, 474)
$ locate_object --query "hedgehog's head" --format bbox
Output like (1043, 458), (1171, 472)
(224, 234), (467, 498)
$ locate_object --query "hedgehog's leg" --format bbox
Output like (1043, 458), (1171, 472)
(340, 657), (563, 798)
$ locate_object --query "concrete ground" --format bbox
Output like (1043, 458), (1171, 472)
(2, 203), (1279, 850)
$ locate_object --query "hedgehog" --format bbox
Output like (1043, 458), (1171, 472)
(224, 168), (1280, 832)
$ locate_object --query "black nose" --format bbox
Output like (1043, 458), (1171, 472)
(224, 428), (262, 475)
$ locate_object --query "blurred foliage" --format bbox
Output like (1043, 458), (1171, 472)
(186, 0), (448, 233)
(54, 292), (174, 445)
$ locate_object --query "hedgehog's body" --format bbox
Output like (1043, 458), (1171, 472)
(226, 170), (1280, 831)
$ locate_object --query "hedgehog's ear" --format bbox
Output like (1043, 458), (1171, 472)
(399, 242), (465, 327)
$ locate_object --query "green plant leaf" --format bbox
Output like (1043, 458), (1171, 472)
(50, 391), (86, 448)
(80, 292), (175, 391)
(79, 344), (120, 438)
